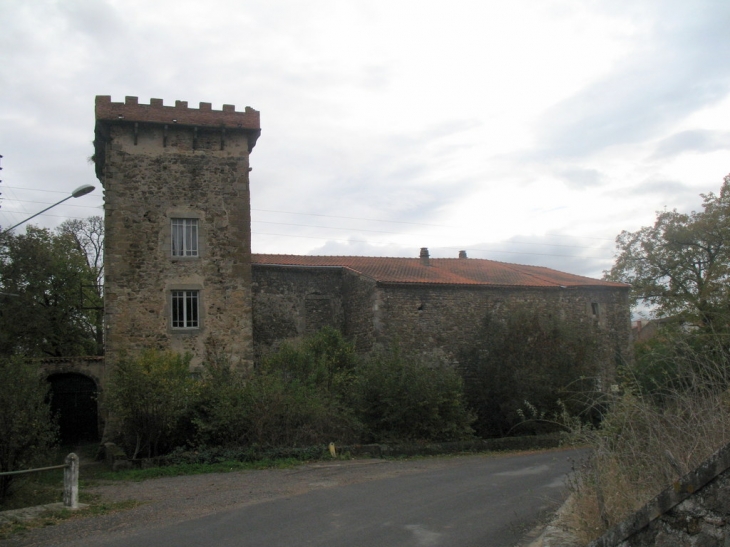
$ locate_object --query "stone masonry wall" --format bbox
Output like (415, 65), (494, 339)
(375, 284), (631, 373)
(251, 263), (632, 375)
(96, 97), (258, 370)
(341, 269), (378, 353)
(252, 265), (345, 359)
(589, 442), (730, 547)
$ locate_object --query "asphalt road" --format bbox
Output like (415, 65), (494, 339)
(91, 449), (580, 547)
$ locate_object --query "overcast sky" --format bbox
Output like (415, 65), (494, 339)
(1, 0), (729, 279)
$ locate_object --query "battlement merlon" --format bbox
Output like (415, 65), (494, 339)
(95, 95), (260, 130)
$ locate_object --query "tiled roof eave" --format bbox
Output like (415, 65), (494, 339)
(252, 262), (379, 282)
(375, 280), (624, 289)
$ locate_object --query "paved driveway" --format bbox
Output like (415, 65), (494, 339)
(4, 448), (583, 547)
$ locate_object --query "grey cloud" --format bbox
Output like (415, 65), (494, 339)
(555, 167), (605, 190)
(307, 239), (416, 257)
(58, 0), (124, 41)
(438, 235), (615, 279)
(606, 179), (700, 209)
(651, 130), (730, 159)
(532, 2), (730, 159)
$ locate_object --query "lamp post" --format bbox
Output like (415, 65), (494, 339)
(1, 184), (96, 235)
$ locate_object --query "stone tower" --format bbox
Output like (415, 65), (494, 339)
(93, 96), (261, 369)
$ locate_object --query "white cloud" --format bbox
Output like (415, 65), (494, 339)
(1, 0), (729, 280)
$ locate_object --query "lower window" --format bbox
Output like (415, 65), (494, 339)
(171, 290), (199, 328)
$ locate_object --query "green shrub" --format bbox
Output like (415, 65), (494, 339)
(106, 350), (197, 459)
(235, 371), (358, 447)
(355, 346), (474, 443)
(193, 330), (360, 449)
(261, 327), (358, 402)
(0, 356), (58, 501)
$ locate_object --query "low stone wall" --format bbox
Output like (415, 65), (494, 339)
(588, 442), (730, 546)
(342, 435), (563, 458)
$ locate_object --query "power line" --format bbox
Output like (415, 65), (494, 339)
(1, 198), (102, 209)
(252, 207), (454, 228)
(252, 231), (610, 259)
(2, 185), (615, 241)
(1, 186), (616, 246)
(252, 220), (610, 251)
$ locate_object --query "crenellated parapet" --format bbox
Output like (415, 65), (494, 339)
(95, 95), (260, 130)
(93, 95), (261, 179)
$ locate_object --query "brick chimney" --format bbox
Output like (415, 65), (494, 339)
(459, 250), (467, 259)
(420, 247), (430, 266)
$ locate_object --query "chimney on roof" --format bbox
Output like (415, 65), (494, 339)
(458, 250), (467, 259)
(420, 247), (430, 266)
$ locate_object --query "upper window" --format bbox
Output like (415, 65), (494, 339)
(171, 290), (199, 329)
(171, 218), (199, 257)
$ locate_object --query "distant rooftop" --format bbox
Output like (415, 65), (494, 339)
(252, 253), (627, 289)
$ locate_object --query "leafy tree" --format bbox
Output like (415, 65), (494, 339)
(0, 356), (58, 501)
(355, 346), (474, 443)
(58, 216), (104, 353)
(606, 174), (730, 331)
(0, 223), (102, 357)
(106, 350), (197, 459)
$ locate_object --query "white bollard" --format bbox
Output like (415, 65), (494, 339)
(63, 453), (79, 509)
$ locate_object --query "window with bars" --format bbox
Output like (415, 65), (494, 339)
(171, 218), (199, 257)
(171, 290), (199, 329)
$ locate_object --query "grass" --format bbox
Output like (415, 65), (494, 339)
(90, 457), (305, 482)
(0, 498), (141, 540)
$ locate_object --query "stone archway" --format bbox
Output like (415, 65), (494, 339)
(47, 373), (100, 444)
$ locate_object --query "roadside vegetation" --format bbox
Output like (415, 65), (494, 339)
(105, 328), (478, 460)
(564, 174), (730, 543)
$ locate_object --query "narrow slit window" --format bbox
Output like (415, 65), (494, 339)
(591, 303), (600, 316)
(171, 218), (199, 257)
(172, 290), (199, 328)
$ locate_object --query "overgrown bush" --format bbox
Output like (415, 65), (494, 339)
(193, 328), (360, 448)
(355, 346), (474, 443)
(566, 331), (730, 542)
(0, 356), (58, 501)
(106, 350), (197, 459)
(194, 329), (474, 448)
(460, 310), (602, 437)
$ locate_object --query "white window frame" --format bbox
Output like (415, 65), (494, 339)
(171, 218), (199, 257)
(171, 290), (199, 329)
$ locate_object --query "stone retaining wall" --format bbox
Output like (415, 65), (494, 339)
(588, 442), (730, 547)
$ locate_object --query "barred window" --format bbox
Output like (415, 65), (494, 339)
(171, 218), (199, 257)
(171, 290), (199, 329)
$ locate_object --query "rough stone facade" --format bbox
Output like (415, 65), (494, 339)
(94, 96), (260, 369)
(589, 442), (730, 547)
(252, 255), (631, 375)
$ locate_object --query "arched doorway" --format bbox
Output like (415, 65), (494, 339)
(47, 373), (99, 444)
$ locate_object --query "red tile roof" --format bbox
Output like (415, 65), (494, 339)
(251, 254), (627, 289)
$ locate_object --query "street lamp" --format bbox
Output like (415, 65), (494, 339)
(1, 184), (96, 235)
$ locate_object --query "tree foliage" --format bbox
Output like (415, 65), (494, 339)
(460, 310), (601, 437)
(106, 350), (197, 459)
(0, 356), (58, 501)
(191, 328), (473, 450)
(355, 346), (474, 443)
(194, 329), (360, 449)
(0, 220), (103, 357)
(606, 174), (730, 330)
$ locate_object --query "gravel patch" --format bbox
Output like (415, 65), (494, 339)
(1, 456), (481, 546)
